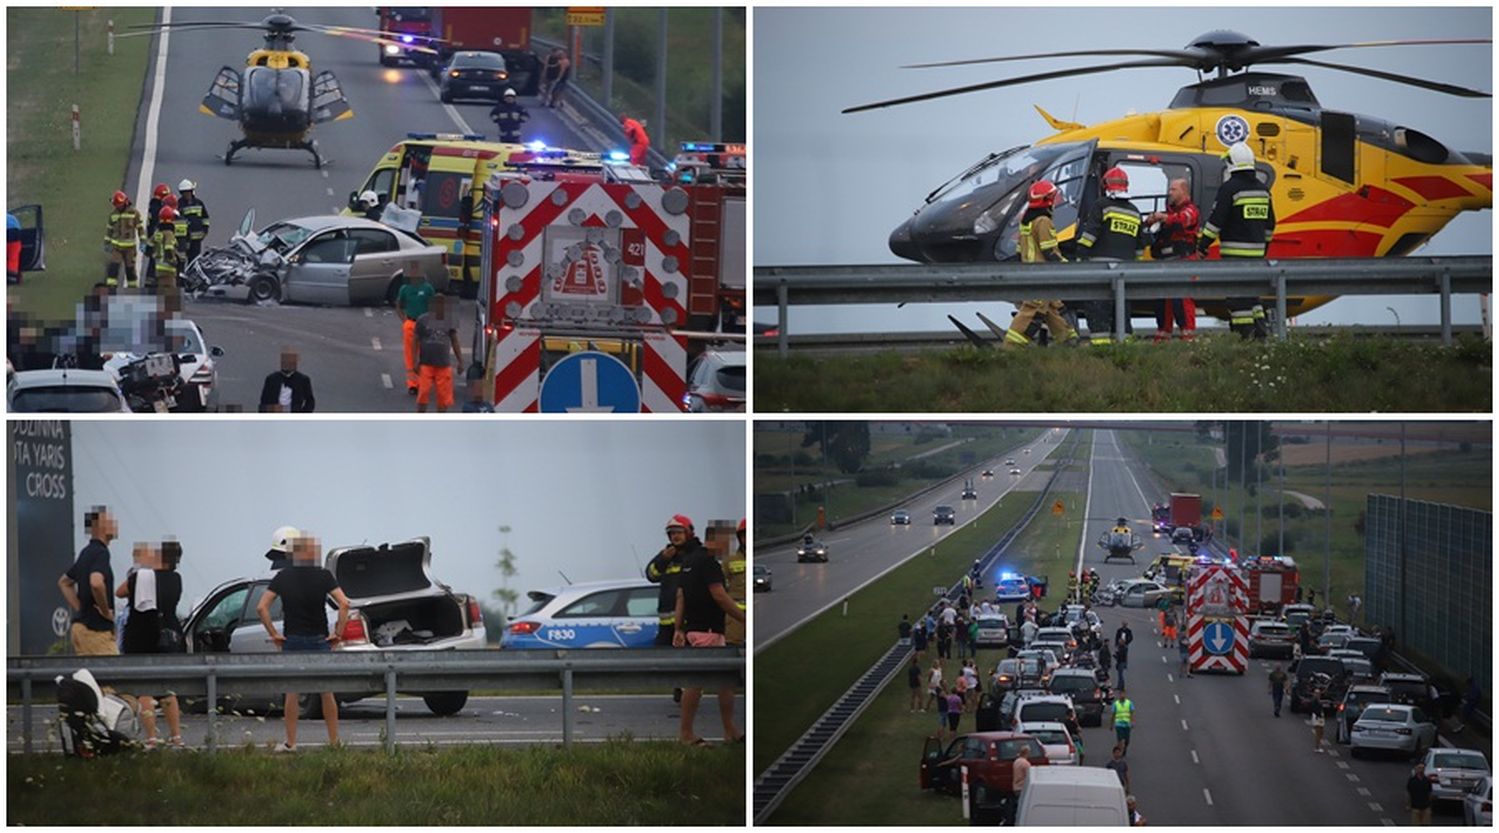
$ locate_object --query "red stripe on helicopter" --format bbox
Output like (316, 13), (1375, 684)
(1392, 175), (1471, 202)
(1466, 173), (1492, 192)
(1267, 229), (1384, 258)
(1279, 186), (1414, 229)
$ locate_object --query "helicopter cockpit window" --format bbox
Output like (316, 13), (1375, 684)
(244, 66), (308, 110)
(929, 147), (1036, 206)
(993, 153), (1090, 259)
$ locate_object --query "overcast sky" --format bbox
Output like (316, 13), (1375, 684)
(754, 7), (1492, 332)
(70, 421), (744, 614)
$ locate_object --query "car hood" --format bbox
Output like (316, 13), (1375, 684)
(326, 537), (443, 603)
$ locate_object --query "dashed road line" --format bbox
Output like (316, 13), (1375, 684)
(1181, 719), (1189, 731)
(371, 337), (383, 351)
(1174, 694), (1181, 705)
(1380, 819), (1395, 826)
(364, 307), (374, 318)
(1346, 773), (1360, 782)
(1190, 749), (1199, 764)
(1356, 787), (1371, 797)
(1167, 673), (1174, 683)
(1327, 749), (1340, 758)
(321, 169), (329, 179)
(1336, 761), (1350, 769)
(1161, 656), (1168, 664)
(1368, 803), (1383, 812)
(381, 373), (393, 389)
(326, 187), (334, 196)
(1202, 788), (1214, 806)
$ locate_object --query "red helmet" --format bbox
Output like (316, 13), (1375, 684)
(152, 183), (171, 200)
(111, 190), (129, 208)
(665, 514), (694, 532)
(158, 205), (177, 223)
(1027, 179), (1059, 209)
(737, 518), (746, 533)
(162, 194), (178, 209)
(1102, 166), (1130, 194)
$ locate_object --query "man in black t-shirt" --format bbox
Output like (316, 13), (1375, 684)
(58, 506), (119, 656)
(256, 532), (350, 752)
(672, 541), (746, 746)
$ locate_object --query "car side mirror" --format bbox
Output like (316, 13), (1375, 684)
(210, 346), (225, 357)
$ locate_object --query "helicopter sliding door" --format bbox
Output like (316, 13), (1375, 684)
(311, 71), (353, 124)
(200, 67), (241, 121)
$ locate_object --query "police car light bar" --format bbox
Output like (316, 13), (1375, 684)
(607, 150), (630, 162)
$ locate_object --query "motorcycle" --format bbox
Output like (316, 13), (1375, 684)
(114, 352), (185, 413)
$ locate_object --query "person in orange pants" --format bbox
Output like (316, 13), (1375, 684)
(620, 113), (650, 165)
(415, 294), (462, 413)
(394, 270), (434, 395)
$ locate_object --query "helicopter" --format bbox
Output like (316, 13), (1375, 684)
(846, 31), (1492, 323)
(130, 13), (441, 167)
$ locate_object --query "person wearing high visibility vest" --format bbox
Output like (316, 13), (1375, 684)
(1198, 141), (1276, 339)
(721, 519), (747, 647)
(148, 205), (182, 290)
(647, 514), (699, 702)
(1112, 688), (1135, 749)
(104, 191), (143, 289)
(1066, 569), (1079, 604)
(1008, 179), (1079, 347)
(176, 179), (211, 266)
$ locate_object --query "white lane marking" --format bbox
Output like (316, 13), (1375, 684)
(1336, 760), (1350, 770)
(1073, 430), (1096, 578)
(1167, 673), (1174, 683)
(1190, 749), (1199, 764)
(1327, 749), (1340, 758)
(132, 6), (172, 264)
(1346, 773), (1360, 782)
(1356, 787), (1371, 797)
(364, 307), (374, 318)
(1439, 734), (1455, 748)
(371, 337), (382, 351)
(322, 170), (330, 179)
(417, 69), (477, 135)
(381, 373), (393, 389)
(326, 187), (335, 196)
(1202, 788), (1214, 806)
(1380, 819), (1394, 826)
(1181, 719), (1189, 731)
(1119, 441), (1154, 511)
(1161, 655), (1168, 663)
(1368, 803), (1383, 813)
(823, 536), (853, 546)
(1174, 694), (1181, 705)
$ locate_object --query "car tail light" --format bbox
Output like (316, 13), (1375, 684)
(699, 391), (740, 411)
(467, 597), (482, 629)
(341, 616), (368, 644)
(1481, 801), (1491, 813)
(1338, 703), (1345, 712)
(1428, 773), (1440, 782)
(508, 620), (541, 635)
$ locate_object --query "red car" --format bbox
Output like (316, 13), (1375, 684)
(920, 731), (1049, 821)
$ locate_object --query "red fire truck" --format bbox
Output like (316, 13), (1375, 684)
(671, 143), (746, 333)
(1240, 555), (1301, 616)
(375, 7), (540, 93)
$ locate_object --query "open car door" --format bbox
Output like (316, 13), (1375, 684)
(199, 67), (241, 120)
(311, 70), (354, 124)
(9, 204), (44, 272)
(919, 736), (943, 790)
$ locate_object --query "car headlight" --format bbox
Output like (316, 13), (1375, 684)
(384, 44), (401, 55)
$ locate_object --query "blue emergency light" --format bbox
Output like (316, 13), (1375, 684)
(607, 150), (630, 162)
(526, 140), (548, 151)
(401, 34), (414, 44)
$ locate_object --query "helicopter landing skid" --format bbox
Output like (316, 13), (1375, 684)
(221, 139), (327, 168)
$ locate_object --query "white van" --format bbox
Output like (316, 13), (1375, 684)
(1014, 766), (1128, 826)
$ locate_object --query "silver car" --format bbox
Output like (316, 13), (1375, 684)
(1462, 774), (1492, 825)
(684, 350), (746, 412)
(186, 211), (448, 306)
(1350, 703), (1437, 758)
(1423, 748), (1490, 803)
(1117, 579), (1172, 608)
(7, 368), (131, 413)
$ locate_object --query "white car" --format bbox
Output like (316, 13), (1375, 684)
(1462, 774), (1492, 826)
(1423, 748), (1490, 803)
(1018, 720), (1078, 765)
(7, 368), (131, 413)
(1350, 703), (1438, 758)
(1010, 693), (1075, 732)
(1017, 648), (1060, 677)
(104, 318), (223, 411)
(1035, 626), (1078, 653)
(973, 614), (1009, 647)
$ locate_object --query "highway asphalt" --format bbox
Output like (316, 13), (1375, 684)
(123, 7), (596, 411)
(8, 693), (744, 753)
(753, 429), (1071, 651)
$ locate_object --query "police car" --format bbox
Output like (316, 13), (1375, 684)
(994, 572), (1032, 603)
(501, 579), (659, 649)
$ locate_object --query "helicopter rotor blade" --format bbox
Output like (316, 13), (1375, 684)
(1241, 37), (1491, 66)
(300, 22), (448, 44)
(116, 23), (268, 39)
(1273, 57), (1491, 98)
(302, 25), (442, 54)
(127, 21), (264, 31)
(903, 48), (1204, 70)
(844, 58), (1186, 114)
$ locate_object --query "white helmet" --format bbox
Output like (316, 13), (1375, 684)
(178, 178), (196, 191)
(269, 525), (302, 554)
(503, 88), (517, 98)
(1224, 142), (1256, 173)
(359, 190), (379, 208)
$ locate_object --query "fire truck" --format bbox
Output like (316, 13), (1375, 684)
(476, 152), (694, 412)
(670, 143), (746, 333)
(1185, 563), (1249, 674)
(375, 7), (541, 92)
(1240, 555), (1301, 616)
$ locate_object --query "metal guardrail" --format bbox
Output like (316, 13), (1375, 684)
(8, 648), (743, 756)
(754, 323), (1490, 355)
(532, 35), (671, 169)
(752, 436), (1081, 823)
(754, 256), (1492, 353)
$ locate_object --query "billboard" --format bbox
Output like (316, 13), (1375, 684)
(8, 421), (74, 654)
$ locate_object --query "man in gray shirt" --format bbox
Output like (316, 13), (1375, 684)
(415, 294), (463, 413)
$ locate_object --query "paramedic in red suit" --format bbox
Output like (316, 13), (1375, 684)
(1147, 178), (1200, 340)
(620, 114), (650, 165)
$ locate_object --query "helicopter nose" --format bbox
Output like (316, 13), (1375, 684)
(889, 217), (921, 261)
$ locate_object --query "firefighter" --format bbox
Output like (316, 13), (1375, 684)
(1198, 142), (1276, 339)
(1067, 569), (1079, 604)
(722, 520), (747, 647)
(104, 190), (143, 289)
(1077, 166), (1147, 344)
(619, 113), (650, 166)
(357, 191), (384, 222)
(1007, 179), (1079, 348)
(144, 183), (171, 286)
(176, 179), (210, 266)
(647, 515), (701, 702)
(149, 204), (182, 290)
(1146, 177), (1200, 340)
(489, 88), (529, 144)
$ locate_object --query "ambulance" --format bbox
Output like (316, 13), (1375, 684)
(345, 134), (599, 298)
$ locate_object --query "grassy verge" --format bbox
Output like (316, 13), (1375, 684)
(9, 740), (743, 825)
(1118, 430), (1491, 624)
(8, 7), (156, 320)
(765, 443), (1091, 824)
(753, 335), (1492, 412)
(534, 8), (747, 148)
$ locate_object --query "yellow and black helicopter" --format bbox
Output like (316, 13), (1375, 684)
(131, 13), (440, 167)
(847, 31), (1492, 322)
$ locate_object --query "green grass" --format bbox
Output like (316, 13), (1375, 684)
(754, 335), (1492, 412)
(8, 740), (743, 825)
(765, 440), (1092, 825)
(535, 9), (746, 149)
(8, 8), (156, 320)
(1118, 430), (1491, 624)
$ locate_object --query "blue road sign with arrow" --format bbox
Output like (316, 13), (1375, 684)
(539, 350), (641, 413)
(1203, 620), (1233, 655)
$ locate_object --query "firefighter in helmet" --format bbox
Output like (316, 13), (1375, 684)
(149, 204), (182, 290)
(104, 190), (143, 288)
(1077, 166), (1147, 344)
(144, 183), (172, 286)
(647, 514), (701, 703)
(176, 179), (210, 265)
(1198, 141), (1276, 338)
(1007, 179), (1079, 347)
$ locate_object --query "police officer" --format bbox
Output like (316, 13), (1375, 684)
(489, 88), (529, 144)
(176, 179), (210, 265)
(1007, 179), (1079, 348)
(1077, 166), (1147, 344)
(104, 190), (143, 289)
(647, 515), (701, 701)
(1198, 142), (1276, 338)
(144, 183), (171, 286)
(149, 205), (182, 290)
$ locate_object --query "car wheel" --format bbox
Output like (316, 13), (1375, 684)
(423, 691), (468, 716)
(248, 273), (281, 304)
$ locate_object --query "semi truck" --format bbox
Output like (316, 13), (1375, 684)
(1168, 493), (1205, 544)
(376, 7), (541, 93)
